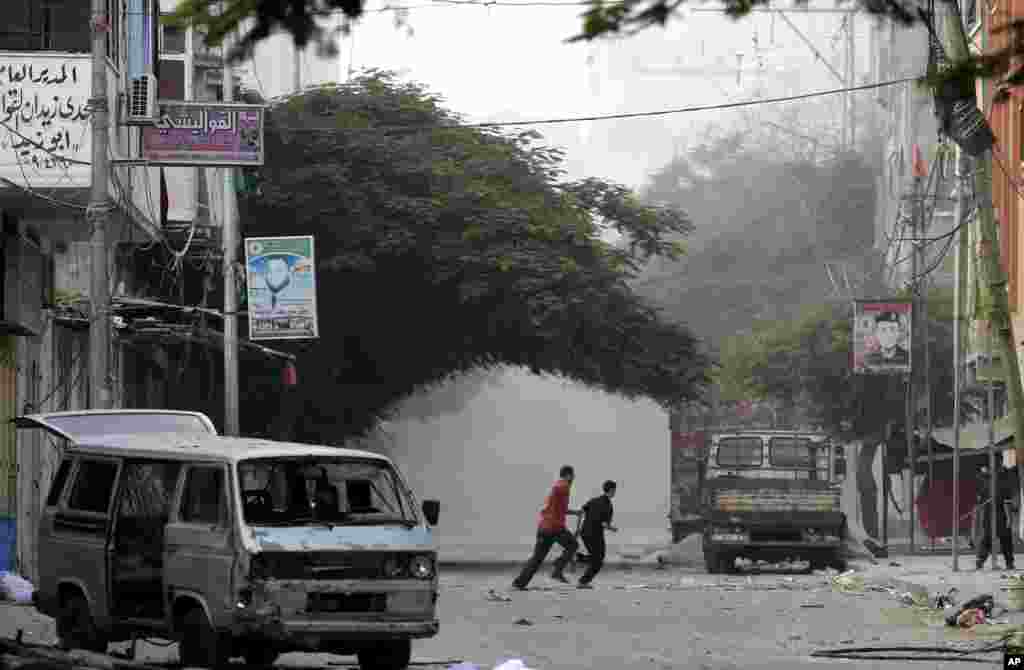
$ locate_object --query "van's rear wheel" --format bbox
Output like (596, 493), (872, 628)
(243, 645), (280, 668)
(179, 607), (230, 668)
(56, 592), (107, 653)
(357, 639), (412, 670)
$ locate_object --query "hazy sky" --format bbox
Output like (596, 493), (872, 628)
(247, 1), (871, 190)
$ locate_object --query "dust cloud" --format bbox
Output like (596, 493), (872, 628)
(379, 366), (670, 559)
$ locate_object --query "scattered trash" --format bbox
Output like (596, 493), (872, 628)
(485, 589), (512, 603)
(945, 594), (996, 627)
(889, 562), (901, 567)
(956, 608), (985, 628)
(447, 664), (480, 670)
(800, 603), (825, 608)
(934, 588), (959, 609)
(831, 571), (864, 593)
(493, 660), (536, 670)
(513, 618), (533, 626)
(0, 573), (34, 604)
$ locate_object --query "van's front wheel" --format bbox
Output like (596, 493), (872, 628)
(179, 607), (230, 668)
(57, 592), (107, 653)
(357, 639), (412, 670)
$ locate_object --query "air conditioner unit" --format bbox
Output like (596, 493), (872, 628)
(126, 74), (157, 125)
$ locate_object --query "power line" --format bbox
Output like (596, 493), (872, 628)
(275, 77), (918, 132)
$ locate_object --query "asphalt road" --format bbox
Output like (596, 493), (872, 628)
(0, 566), (1009, 670)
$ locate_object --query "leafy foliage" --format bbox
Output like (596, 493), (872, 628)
(237, 72), (709, 441)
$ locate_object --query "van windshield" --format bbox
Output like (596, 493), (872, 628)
(237, 457), (417, 527)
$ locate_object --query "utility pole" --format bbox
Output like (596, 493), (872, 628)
(293, 46), (302, 93)
(222, 23), (240, 436)
(952, 148), (967, 572)
(906, 153), (926, 555)
(847, 14), (856, 149)
(88, 0), (113, 410)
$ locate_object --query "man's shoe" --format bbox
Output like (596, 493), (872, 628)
(551, 573), (569, 584)
(511, 583), (527, 591)
(577, 582), (593, 589)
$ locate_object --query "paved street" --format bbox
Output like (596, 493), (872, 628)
(1, 563), (1013, 670)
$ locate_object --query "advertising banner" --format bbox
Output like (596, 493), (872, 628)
(143, 102), (264, 166)
(245, 236), (319, 341)
(852, 300), (912, 374)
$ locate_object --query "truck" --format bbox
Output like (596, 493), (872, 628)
(670, 407), (846, 573)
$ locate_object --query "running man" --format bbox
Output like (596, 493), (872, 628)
(577, 480), (618, 588)
(512, 465), (580, 590)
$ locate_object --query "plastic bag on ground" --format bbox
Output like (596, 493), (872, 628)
(0, 572), (35, 604)
(447, 664), (481, 670)
(831, 570), (864, 592)
(493, 660), (537, 670)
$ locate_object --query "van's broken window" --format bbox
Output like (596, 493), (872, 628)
(769, 437), (815, 468)
(67, 460), (119, 514)
(237, 457), (414, 526)
(180, 466), (226, 525)
(46, 458), (72, 507)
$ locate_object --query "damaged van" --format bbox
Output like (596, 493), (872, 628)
(18, 414), (440, 670)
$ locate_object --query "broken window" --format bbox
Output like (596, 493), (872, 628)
(180, 466), (226, 525)
(45, 458), (72, 507)
(118, 460), (181, 520)
(67, 460), (119, 514)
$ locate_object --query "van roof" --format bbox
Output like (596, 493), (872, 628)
(68, 432), (393, 465)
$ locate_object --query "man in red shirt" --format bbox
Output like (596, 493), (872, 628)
(512, 465), (580, 590)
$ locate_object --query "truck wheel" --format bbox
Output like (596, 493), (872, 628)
(179, 607), (230, 668)
(57, 592), (107, 653)
(357, 639), (412, 670)
(704, 550), (719, 574)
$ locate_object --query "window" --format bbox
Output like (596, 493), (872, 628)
(67, 460), (119, 514)
(46, 459), (72, 507)
(237, 458), (415, 525)
(0, 0), (91, 52)
(105, 0), (121, 64)
(716, 437), (762, 467)
(161, 23), (185, 54)
(117, 460), (181, 519)
(180, 466), (226, 525)
(158, 59), (185, 100)
(769, 437), (816, 468)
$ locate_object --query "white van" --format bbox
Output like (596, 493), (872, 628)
(16, 411), (440, 670)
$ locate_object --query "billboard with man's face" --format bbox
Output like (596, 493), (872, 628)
(852, 300), (911, 375)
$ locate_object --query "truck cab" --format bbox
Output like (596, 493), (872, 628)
(700, 429), (845, 574)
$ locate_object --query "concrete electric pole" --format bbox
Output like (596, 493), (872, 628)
(222, 27), (240, 436)
(89, 0), (113, 410)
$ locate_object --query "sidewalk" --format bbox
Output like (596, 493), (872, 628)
(856, 553), (1023, 603)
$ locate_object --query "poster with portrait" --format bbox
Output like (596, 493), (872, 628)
(852, 300), (911, 374)
(245, 236), (319, 341)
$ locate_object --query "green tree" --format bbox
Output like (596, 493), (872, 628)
(237, 72), (709, 442)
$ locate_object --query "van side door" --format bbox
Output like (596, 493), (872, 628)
(164, 463), (236, 629)
(49, 456), (121, 623)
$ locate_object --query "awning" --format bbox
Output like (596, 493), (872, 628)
(932, 416), (1015, 452)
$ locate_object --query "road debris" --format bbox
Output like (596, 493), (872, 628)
(800, 603), (825, 608)
(485, 589), (512, 603)
(945, 594), (996, 627)
(493, 660), (537, 670)
(0, 575), (33, 605)
(831, 571), (865, 593)
(513, 618), (533, 626)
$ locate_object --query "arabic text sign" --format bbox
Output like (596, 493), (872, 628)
(0, 55), (92, 188)
(245, 236), (319, 341)
(142, 102), (264, 166)
(852, 300), (912, 375)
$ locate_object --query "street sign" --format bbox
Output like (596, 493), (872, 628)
(244, 236), (319, 341)
(142, 101), (264, 166)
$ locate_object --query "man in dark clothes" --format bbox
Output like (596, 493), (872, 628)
(512, 465), (580, 590)
(976, 465), (1016, 570)
(577, 480), (618, 589)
